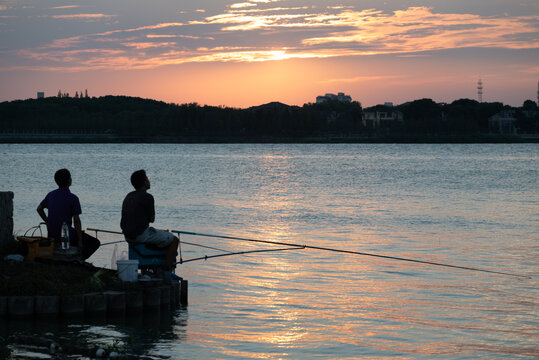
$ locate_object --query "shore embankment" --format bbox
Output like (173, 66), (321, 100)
(1, 132), (536, 143)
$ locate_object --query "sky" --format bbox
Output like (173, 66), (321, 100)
(0, 0), (538, 108)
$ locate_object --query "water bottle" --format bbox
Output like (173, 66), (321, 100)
(61, 222), (70, 250)
(111, 244), (118, 270)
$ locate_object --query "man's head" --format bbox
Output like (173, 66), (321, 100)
(54, 168), (72, 188)
(131, 169), (150, 190)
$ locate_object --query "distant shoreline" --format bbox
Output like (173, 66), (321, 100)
(2, 96), (538, 143)
(1, 133), (537, 144)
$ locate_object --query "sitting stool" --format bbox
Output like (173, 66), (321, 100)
(128, 242), (168, 277)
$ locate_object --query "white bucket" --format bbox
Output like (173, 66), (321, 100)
(117, 260), (139, 282)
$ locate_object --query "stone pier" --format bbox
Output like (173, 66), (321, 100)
(0, 191), (14, 248)
(0, 281), (185, 318)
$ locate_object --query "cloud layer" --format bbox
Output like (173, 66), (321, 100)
(1, 1), (538, 71)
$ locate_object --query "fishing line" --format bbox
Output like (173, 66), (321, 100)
(176, 246), (305, 264)
(89, 228), (296, 262)
(178, 233), (183, 264)
(99, 240), (125, 246)
(88, 228), (529, 279)
(88, 228), (239, 253)
(170, 230), (530, 279)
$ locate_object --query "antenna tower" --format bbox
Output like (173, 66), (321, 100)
(477, 78), (483, 103)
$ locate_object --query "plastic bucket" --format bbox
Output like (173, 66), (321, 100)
(117, 260), (139, 282)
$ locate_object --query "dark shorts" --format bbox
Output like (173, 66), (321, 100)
(71, 231), (100, 260)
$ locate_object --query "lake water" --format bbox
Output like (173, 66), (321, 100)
(1, 143), (538, 359)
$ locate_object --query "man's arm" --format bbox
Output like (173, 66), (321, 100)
(73, 214), (83, 248)
(149, 194), (155, 223)
(37, 204), (47, 223)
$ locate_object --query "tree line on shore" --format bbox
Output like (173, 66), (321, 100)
(1, 95), (538, 139)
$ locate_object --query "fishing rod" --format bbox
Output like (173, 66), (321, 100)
(87, 228), (124, 246)
(99, 240), (125, 246)
(176, 246), (305, 264)
(87, 228), (234, 253)
(88, 227), (307, 264)
(88, 228), (269, 255)
(170, 230), (530, 279)
(88, 228), (529, 279)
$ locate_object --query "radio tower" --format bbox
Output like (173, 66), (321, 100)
(477, 78), (483, 103)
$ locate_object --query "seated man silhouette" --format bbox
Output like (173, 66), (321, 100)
(37, 168), (100, 260)
(120, 169), (179, 270)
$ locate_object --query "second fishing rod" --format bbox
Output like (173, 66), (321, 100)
(87, 227), (529, 279)
(169, 229), (529, 279)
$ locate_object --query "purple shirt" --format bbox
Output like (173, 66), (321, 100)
(39, 188), (82, 241)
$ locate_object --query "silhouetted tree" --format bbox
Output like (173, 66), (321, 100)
(523, 99), (538, 110)
(0, 95), (526, 140)
(399, 98), (442, 134)
(516, 99), (539, 133)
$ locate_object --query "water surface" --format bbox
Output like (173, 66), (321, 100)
(1, 144), (538, 359)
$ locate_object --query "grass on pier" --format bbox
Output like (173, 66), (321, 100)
(0, 238), (140, 296)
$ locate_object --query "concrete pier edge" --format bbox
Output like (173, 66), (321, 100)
(34, 295), (60, 317)
(104, 291), (126, 316)
(143, 287), (161, 309)
(1, 282), (184, 318)
(126, 290), (143, 313)
(8, 296), (34, 318)
(0, 296), (7, 316)
(160, 286), (171, 311)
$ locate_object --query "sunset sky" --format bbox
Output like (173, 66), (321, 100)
(1, 0), (538, 108)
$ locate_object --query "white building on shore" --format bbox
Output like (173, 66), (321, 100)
(488, 109), (517, 134)
(362, 110), (403, 129)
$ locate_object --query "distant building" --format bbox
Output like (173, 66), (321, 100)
(488, 109), (516, 134)
(316, 92), (352, 104)
(362, 110), (403, 128)
(37, 92), (44, 99)
(383, 102), (393, 107)
(522, 108), (538, 119)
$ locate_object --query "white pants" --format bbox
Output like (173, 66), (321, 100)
(132, 227), (174, 248)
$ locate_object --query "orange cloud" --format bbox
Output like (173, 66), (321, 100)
(197, 12), (314, 31)
(146, 34), (209, 40)
(231, 3), (257, 9)
(302, 7), (539, 52)
(51, 5), (80, 10)
(232, 7), (309, 14)
(230, 0), (283, 9)
(121, 42), (176, 49)
(320, 75), (407, 84)
(50, 13), (117, 21)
